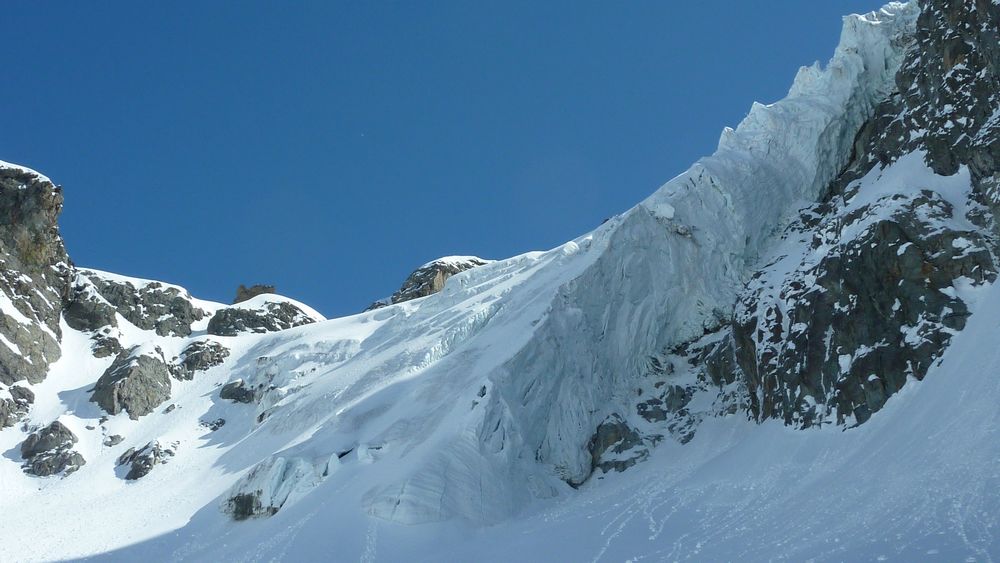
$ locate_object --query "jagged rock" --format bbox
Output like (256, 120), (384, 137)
(0, 164), (70, 386)
(586, 414), (647, 478)
(207, 299), (318, 337)
(116, 440), (176, 480)
(0, 385), (34, 429)
(365, 256), (491, 310)
(90, 347), (172, 419)
(171, 340), (230, 380)
(83, 272), (206, 337)
(219, 379), (259, 404)
(20, 421), (85, 477)
(103, 434), (124, 447)
(234, 284), (275, 304)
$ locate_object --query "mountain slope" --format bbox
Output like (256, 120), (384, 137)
(2, 1), (1000, 561)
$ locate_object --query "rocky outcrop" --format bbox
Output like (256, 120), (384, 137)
(0, 385), (34, 428)
(90, 347), (172, 419)
(233, 284), (275, 304)
(63, 273), (117, 332)
(21, 421), (85, 477)
(366, 256), (491, 310)
(82, 271), (206, 337)
(207, 298), (319, 337)
(117, 440), (177, 480)
(0, 163), (70, 386)
(170, 340), (230, 380)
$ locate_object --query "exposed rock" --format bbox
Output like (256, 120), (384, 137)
(116, 440), (177, 480)
(103, 434), (124, 447)
(0, 385), (34, 429)
(219, 379), (259, 404)
(62, 273), (117, 332)
(91, 329), (123, 359)
(586, 414), (648, 479)
(207, 298), (318, 337)
(82, 271), (206, 337)
(20, 420), (85, 477)
(233, 284), (275, 304)
(365, 256), (491, 311)
(90, 347), (172, 419)
(200, 418), (226, 431)
(170, 340), (230, 380)
(0, 164), (71, 386)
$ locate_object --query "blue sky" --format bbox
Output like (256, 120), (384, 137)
(2, 1), (881, 316)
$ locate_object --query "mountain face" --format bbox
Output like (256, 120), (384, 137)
(3, 1), (1000, 561)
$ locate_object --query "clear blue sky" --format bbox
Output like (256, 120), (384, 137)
(2, 1), (881, 317)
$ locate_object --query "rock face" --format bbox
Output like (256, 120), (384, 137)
(20, 421), (85, 476)
(366, 256), (491, 310)
(91, 347), (172, 419)
(171, 340), (230, 380)
(82, 272), (206, 337)
(117, 440), (176, 480)
(0, 163), (70, 386)
(233, 284), (275, 304)
(207, 298), (318, 337)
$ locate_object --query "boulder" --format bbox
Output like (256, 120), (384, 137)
(20, 420), (85, 477)
(90, 347), (172, 419)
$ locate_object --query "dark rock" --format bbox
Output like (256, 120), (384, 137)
(63, 274), (117, 332)
(207, 300), (317, 337)
(219, 379), (259, 404)
(20, 420), (85, 477)
(162, 403), (176, 414)
(233, 284), (276, 304)
(365, 256), (491, 311)
(90, 347), (172, 419)
(226, 492), (277, 521)
(171, 340), (230, 380)
(103, 434), (124, 447)
(91, 331), (123, 359)
(200, 418), (226, 431)
(1, 385), (34, 429)
(116, 440), (176, 480)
